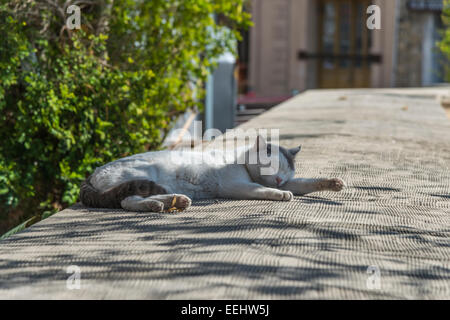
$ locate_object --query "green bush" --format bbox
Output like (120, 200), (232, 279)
(440, 0), (450, 81)
(0, 0), (251, 235)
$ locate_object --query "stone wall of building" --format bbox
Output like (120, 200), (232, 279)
(394, 0), (427, 87)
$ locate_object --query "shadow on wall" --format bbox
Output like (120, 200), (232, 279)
(1, 197), (449, 298)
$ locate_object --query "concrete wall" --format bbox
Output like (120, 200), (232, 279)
(393, 0), (427, 87)
(371, 0), (397, 88)
(249, 0), (319, 96)
(249, 0), (292, 95)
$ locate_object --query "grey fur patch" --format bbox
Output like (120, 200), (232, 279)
(268, 143), (295, 171)
(79, 177), (167, 209)
(279, 145), (296, 170)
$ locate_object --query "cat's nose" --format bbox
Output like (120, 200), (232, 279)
(276, 177), (282, 186)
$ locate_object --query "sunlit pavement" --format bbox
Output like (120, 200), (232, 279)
(1, 88), (449, 299)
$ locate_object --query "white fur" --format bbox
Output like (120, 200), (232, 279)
(88, 136), (345, 211)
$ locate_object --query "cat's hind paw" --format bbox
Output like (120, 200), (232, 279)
(144, 200), (165, 212)
(175, 194), (192, 210)
(120, 196), (164, 212)
(167, 194), (192, 212)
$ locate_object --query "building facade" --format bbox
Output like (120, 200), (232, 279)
(245, 0), (447, 96)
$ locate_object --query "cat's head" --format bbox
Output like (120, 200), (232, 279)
(246, 135), (301, 188)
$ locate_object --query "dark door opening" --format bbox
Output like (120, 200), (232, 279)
(317, 0), (373, 88)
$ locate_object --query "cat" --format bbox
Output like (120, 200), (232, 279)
(79, 135), (346, 212)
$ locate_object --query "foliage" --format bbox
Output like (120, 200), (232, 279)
(0, 0), (251, 234)
(440, 0), (450, 81)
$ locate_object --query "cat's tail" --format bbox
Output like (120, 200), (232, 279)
(79, 176), (110, 208)
(79, 176), (167, 209)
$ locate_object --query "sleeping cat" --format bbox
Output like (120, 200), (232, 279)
(80, 135), (346, 212)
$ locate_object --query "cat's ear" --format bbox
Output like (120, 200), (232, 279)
(255, 135), (267, 152)
(289, 145), (302, 157)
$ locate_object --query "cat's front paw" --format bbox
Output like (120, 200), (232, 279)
(327, 178), (346, 192)
(269, 190), (293, 201)
(281, 190), (294, 201)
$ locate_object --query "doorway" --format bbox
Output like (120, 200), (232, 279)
(317, 0), (372, 88)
